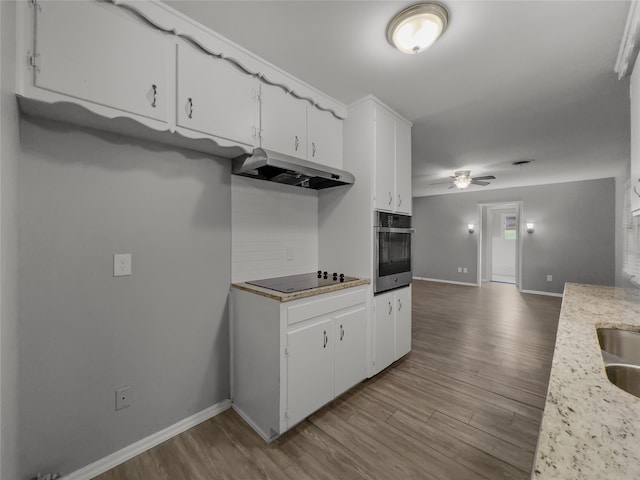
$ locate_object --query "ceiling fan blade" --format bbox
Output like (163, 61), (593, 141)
(470, 180), (490, 186)
(448, 184), (455, 189)
(472, 175), (496, 181)
(429, 180), (454, 185)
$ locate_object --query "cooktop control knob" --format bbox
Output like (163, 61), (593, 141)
(317, 270), (322, 278)
(323, 271), (328, 279)
(332, 272), (338, 279)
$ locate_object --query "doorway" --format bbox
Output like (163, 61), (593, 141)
(477, 202), (523, 289)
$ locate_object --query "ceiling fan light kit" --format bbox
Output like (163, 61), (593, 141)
(428, 170), (496, 190)
(386, 3), (449, 54)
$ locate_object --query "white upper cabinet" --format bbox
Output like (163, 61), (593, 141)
(307, 108), (343, 169)
(395, 120), (412, 215)
(373, 104), (412, 214)
(631, 59), (640, 216)
(176, 42), (259, 147)
(374, 107), (397, 212)
(260, 84), (308, 159)
(34, 1), (171, 123)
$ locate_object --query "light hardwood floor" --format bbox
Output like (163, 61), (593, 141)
(95, 280), (561, 480)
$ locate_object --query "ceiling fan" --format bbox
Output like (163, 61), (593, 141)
(430, 170), (496, 189)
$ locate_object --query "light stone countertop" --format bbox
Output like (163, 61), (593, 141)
(231, 277), (370, 302)
(532, 283), (640, 479)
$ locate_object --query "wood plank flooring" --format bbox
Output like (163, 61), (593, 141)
(94, 280), (561, 480)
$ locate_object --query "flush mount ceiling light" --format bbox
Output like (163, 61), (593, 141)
(386, 3), (449, 54)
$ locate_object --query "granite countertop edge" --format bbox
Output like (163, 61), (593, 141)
(532, 282), (640, 479)
(231, 278), (371, 302)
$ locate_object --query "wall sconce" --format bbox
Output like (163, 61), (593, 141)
(526, 222), (535, 234)
(468, 223), (475, 234)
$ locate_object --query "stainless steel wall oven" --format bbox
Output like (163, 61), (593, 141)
(374, 211), (414, 294)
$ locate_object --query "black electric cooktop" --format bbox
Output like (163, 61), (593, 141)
(246, 271), (359, 293)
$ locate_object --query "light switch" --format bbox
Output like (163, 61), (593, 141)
(114, 254), (132, 277)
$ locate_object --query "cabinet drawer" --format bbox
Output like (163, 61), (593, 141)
(287, 288), (367, 325)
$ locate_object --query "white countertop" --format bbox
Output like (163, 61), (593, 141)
(532, 283), (640, 479)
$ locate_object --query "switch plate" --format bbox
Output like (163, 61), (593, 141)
(286, 247), (294, 261)
(547, 275), (553, 282)
(115, 386), (131, 410)
(457, 267), (462, 273)
(114, 254), (132, 277)
(463, 267), (468, 273)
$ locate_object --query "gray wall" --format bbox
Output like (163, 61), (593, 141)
(1, 1), (21, 479)
(16, 116), (231, 478)
(413, 178), (615, 294)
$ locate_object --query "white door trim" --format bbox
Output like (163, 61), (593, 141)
(476, 201), (523, 290)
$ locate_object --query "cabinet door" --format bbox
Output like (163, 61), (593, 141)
(373, 293), (396, 375)
(395, 120), (412, 215)
(334, 305), (367, 397)
(177, 43), (259, 146)
(631, 63), (640, 216)
(395, 288), (412, 359)
(307, 107), (343, 169)
(260, 84), (307, 159)
(374, 106), (397, 211)
(35, 1), (170, 123)
(286, 318), (333, 427)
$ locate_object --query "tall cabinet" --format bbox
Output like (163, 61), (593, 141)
(630, 56), (640, 216)
(319, 96), (413, 377)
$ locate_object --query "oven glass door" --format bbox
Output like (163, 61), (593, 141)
(378, 231), (411, 277)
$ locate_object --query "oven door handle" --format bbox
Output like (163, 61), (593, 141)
(375, 227), (415, 234)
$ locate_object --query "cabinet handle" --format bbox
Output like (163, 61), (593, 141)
(187, 98), (194, 119)
(634, 178), (640, 198)
(294, 135), (300, 151)
(398, 298), (402, 311)
(340, 324), (344, 341)
(151, 84), (158, 108)
(388, 192), (393, 206)
(312, 142), (316, 157)
(323, 330), (328, 348)
(398, 194), (402, 207)
(388, 301), (393, 315)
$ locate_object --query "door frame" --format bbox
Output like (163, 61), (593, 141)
(476, 201), (523, 290)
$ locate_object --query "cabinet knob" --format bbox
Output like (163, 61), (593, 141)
(187, 98), (194, 119)
(388, 301), (393, 315)
(388, 192), (393, 206)
(151, 84), (158, 108)
(294, 135), (299, 151)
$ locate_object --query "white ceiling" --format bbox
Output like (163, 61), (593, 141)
(167, 0), (631, 196)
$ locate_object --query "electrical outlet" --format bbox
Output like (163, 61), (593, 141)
(114, 254), (132, 277)
(457, 267), (462, 273)
(115, 386), (131, 410)
(547, 275), (553, 282)
(463, 267), (468, 273)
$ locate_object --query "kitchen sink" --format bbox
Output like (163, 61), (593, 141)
(604, 364), (640, 399)
(597, 328), (640, 366)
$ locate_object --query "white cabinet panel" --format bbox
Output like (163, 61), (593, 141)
(286, 317), (334, 427)
(374, 107), (397, 212)
(260, 84), (307, 159)
(631, 61), (640, 216)
(374, 292), (396, 375)
(308, 107), (343, 169)
(395, 287), (412, 359)
(395, 120), (412, 215)
(176, 42), (259, 146)
(35, 1), (170, 123)
(334, 305), (367, 397)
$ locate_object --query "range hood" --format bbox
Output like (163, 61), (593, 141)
(232, 148), (355, 190)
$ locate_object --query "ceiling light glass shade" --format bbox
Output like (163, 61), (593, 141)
(387, 3), (449, 54)
(454, 176), (471, 189)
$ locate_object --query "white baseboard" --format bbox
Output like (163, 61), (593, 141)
(413, 277), (478, 287)
(231, 404), (278, 443)
(520, 289), (563, 298)
(63, 398), (232, 480)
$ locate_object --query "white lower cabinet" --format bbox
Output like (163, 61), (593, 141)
(373, 286), (412, 375)
(232, 286), (368, 441)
